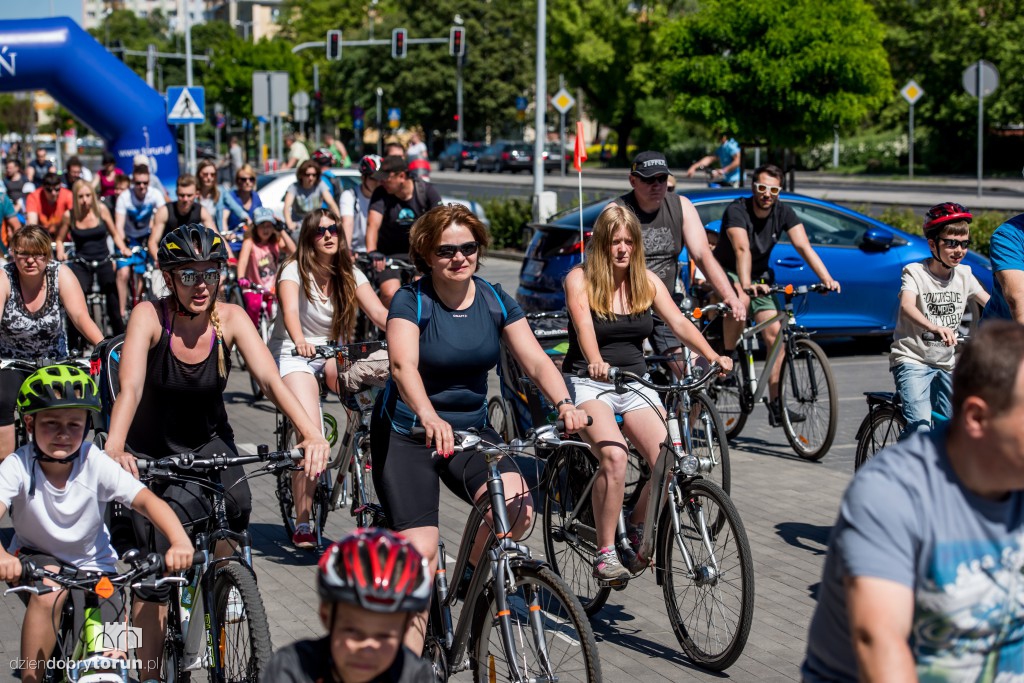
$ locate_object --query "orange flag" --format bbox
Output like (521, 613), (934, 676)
(573, 121), (587, 172)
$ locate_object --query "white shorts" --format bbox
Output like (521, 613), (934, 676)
(277, 354), (327, 378)
(570, 376), (662, 415)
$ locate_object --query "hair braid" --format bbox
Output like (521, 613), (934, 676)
(209, 300), (227, 378)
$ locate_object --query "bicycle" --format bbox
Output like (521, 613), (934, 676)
(235, 281), (276, 401)
(705, 283), (838, 461)
(274, 342), (387, 548)
(69, 255), (119, 337)
(353, 253), (418, 341)
(6, 549), (190, 683)
(542, 364), (754, 671)
(135, 445), (304, 682)
(418, 423), (602, 683)
(123, 246), (156, 315)
(854, 330), (962, 470)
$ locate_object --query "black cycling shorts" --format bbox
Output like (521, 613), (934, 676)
(369, 418), (523, 532)
(649, 313), (683, 356)
(0, 368), (31, 428)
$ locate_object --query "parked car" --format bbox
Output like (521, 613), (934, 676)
(438, 141), (487, 171)
(257, 168), (490, 228)
(195, 139), (217, 159)
(476, 141), (533, 173)
(516, 189), (994, 338)
(542, 144), (568, 173)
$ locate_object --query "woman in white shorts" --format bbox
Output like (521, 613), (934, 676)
(268, 208), (387, 548)
(562, 203), (732, 582)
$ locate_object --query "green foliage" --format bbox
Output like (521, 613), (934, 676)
(800, 130), (910, 172)
(868, 205), (1007, 257)
(482, 197), (533, 250)
(656, 0), (893, 148)
(0, 95), (32, 135)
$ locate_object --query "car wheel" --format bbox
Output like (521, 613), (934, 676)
(454, 160), (462, 172)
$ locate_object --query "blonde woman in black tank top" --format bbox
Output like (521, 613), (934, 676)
(563, 204), (734, 583)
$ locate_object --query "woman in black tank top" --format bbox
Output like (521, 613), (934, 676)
(101, 224), (331, 681)
(54, 180), (132, 350)
(563, 204), (732, 582)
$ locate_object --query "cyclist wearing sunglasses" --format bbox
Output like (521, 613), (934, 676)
(269, 208), (387, 548)
(103, 223), (330, 682)
(223, 163), (264, 235)
(114, 164), (166, 319)
(714, 163), (840, 426)
(610, 150), (744, 369)
(889, 203), (989, 437)
(370, 203), (588, 655)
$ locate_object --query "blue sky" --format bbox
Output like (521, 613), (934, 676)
(0, 1), (83, 23)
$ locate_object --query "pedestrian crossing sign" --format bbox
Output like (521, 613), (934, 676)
(167, 86), (205, 125)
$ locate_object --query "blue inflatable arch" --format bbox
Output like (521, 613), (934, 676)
(0, 17), (178, 188)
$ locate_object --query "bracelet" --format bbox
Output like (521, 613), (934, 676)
(555, 398), (574, 410)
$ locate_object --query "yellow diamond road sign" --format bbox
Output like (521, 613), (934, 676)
(552, 88), (575, 115)
(901, 80), (923, 105)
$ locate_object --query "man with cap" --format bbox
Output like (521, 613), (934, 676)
(340, 154), (382, 254)
(364, 155), (442, 307)
(608, 151), (744, 368)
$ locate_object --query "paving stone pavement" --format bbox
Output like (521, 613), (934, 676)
(0, 367), (863, 683)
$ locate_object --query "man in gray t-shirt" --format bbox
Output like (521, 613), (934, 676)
(803, 320), (1024, 682)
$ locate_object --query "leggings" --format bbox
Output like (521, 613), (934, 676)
(67, 259), (123, 352)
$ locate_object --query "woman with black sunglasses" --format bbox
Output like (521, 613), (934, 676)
(103, 223), (331, 681)
(269, 208), (387, 549)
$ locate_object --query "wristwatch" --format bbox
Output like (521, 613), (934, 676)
(555, 398), (574, 410)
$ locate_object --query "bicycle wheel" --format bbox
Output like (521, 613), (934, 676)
(470, 563), (602, 683)
(705, 360), (749, 441)
(659, 478), (754, 671)
(487, 395), (513, 443)
(677, 392), (731, 496)
(211, 563), (273, 682)
(226, 285), (248, 372)
(541, 444), (610, 616)
(854, 404), (904, 470)
(779, 338), (838, 461)
(350, 441), (384, 528)
(248, 311), (270, 400)
(276, 421), (329, 540)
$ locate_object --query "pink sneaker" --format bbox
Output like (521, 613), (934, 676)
(292, 523), (316, 549)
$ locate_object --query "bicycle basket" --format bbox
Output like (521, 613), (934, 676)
(336, 341), (390, 408)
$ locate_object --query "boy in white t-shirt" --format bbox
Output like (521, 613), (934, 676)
(0, 365), (193, 683)
(889, 203), (990, 437)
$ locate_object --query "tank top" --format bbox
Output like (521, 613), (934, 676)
(0, 261), (68, 360)
(97, 171), (118, 199)
(69, 215), (111, 261)
(562, 309), (654, 377)
(164, 202), (204, 233)
(126, 301), (233, 457)
(613, 192), (684, 293)
(246, 240), (280, 288)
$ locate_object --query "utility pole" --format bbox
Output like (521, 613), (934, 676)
(532, 0), (547, 218)
(184, 2), (196, 175)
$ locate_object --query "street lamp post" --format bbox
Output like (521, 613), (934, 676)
(376, 87), (383, 156)
(184, 0), (196, 175)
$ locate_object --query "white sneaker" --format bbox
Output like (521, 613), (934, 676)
(225, 586), (246, 623)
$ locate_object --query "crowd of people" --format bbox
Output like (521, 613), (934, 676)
(1, 135), (1024, 683)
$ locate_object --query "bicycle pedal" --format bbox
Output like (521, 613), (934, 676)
(596, 577), (629, 590)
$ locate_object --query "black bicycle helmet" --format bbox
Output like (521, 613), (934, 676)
(317, 528), (431, 613)
(17, 365), (101, 416)
(313, 148), (335, 167)
(157, 223), (228, 270)
(923, 202), (973, 238)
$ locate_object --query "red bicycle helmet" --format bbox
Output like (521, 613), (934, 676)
(923, 202), (972, 237)
(313, 148), (334, 167)
(359, 154), (383, 177)
(318, 528), (431, 613)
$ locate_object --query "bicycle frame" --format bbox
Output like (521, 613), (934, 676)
(735, 308), (792, 407)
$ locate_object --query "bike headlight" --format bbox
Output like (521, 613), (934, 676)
(680, 454), (699, 476)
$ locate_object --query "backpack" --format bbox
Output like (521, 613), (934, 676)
(415, 275), (508, 332)
(91, 333), (125, 434)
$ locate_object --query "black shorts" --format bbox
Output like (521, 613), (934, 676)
(128, 437), (252, 603)
(376, 253), (410, 284)
(369, 418), (521, 532)
(649, 313), (683, 356)
(0, 368), (31, 428)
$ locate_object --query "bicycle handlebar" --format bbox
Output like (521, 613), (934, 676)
(0, 356), (89, 373)
(577, 363), (722, 395)
(922, 330), (968, 342)
(6, 549), (205, 597)
(136, 447), (304, 476)
(409, 418), (592, 455)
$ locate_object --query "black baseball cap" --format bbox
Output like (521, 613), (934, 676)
(371, 155), (409, 182)
(630, 151), (671, 178)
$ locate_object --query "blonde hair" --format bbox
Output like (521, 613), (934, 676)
(582, 204), (655, 319)
(209, 301), (227, 378)
(196, 159), (220, 203)
(71, 180), (101, 223)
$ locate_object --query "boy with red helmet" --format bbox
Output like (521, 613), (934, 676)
(260, 528), (434, 683)
(889, 203), (990, 436)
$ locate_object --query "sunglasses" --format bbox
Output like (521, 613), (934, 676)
(44, 186), (60, 193)
(238, 177), (256, 184)
(754, 182), (782, 196)
(435, 241), (480, 259)
(316, 224), (339, 239)
(939, 238), (971, 250)
(176, 268), (221, 286)
(303, 172), (319, 179)
(134, 181), (149, 187)
(636, 175), (668, 186)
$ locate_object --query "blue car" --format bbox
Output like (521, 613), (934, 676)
(516, 189), (993, 337)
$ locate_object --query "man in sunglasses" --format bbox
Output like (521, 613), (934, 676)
(365, 155), (442, 307)
(25, 172), (73, 236)
(114, 164), (167, 316)
(610, 150), (744, 366)
(714, 163), (840, 426)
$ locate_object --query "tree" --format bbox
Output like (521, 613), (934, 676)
(656, 0), (892, 149)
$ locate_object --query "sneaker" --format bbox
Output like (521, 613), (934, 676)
(292, 523), (316, 549)
(224, 586), (246, 623)
(592, 547), (630, 583)
(625, 523), (649, 573)
(768, 400), (806, 428)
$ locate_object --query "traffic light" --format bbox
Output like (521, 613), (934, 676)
(326, 30), (342, 61)
(312, 91), (323, 117)
(392, 28), (407, 59)
(449, 27), (466, 57)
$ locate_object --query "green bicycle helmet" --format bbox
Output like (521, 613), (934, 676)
(157, 223), (228, 269)
(17, 365), (101, 416)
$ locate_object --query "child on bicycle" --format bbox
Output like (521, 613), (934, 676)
(236, 206), (295, 327)
(890, 202), (989, 436)
(0, 365), (193, 683)
(260, 528), (434, 683)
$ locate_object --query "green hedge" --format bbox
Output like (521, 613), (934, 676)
(482, 197), (533, 250)
(867, 206), (1009, 258)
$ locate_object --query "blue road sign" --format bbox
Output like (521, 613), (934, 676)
(387, 107), (401, 122)
(167, 86), (205, 125)
(515, 96), (528, 111)
(353, 118), (364, 130)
